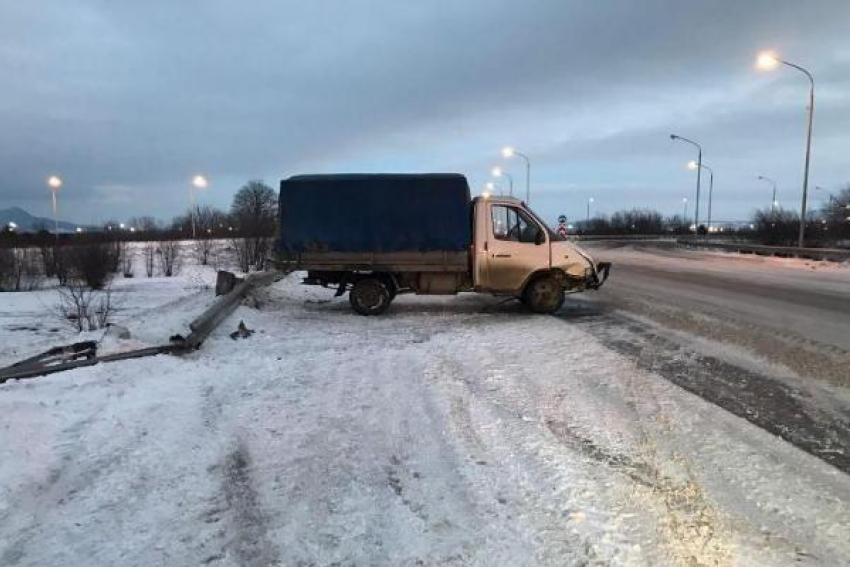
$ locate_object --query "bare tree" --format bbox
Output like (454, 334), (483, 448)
(142, 242), (157, 277)
(65, 243), (117, 289)
(56, 281), (116, 332)
(0, 248), (43, 291)
(752, 208), (800, 246)
(0, 248), (13, 291)
(158, 240), (181, 277)
(230, 181), (277, 271)
(231, 237), (253, 273)
(172, 205), (229, 241)
(120, 241), (135, 277)
(819, 185), (850, 243)
(38, 244), (68, 284)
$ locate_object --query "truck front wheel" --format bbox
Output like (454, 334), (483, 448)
(349, 278), (392, 316)
(523, 276), (565, 314)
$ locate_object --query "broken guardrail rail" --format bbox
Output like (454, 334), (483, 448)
(0, 270), (285, 384)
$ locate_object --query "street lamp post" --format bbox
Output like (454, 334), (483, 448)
(682, 198), (688, 228)
(191, 175), (208, 239)
(501, 147), (531, 204)
(758, 175), (778, 213)
(587, 197), (594, 223)
(757, 51), (815, 248)
(47, 175), (62, 240)
(491, 167), (513, 197)
(688, 161), (714, 233)
(670, 134), (702, 232)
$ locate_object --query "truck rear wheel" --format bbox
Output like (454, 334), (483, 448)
(349, 278), (392, 316)
(523, 276), (565, 314)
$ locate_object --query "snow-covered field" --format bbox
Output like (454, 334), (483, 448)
(2, 261), (850, 566)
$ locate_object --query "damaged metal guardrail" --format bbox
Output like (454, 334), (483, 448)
(0, 270), (284, 384)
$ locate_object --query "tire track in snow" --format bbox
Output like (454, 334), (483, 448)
(196, 380), (280, 566)
(218, 442), (279, 566)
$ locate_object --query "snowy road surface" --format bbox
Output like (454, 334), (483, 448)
(2, 252), (850, 566)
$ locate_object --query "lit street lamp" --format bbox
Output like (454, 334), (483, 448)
(491, 167), (513, 197)
(758, 175), (779, 213)
(47, 175), (62, 239)
(757, 51), (815, 248)
(670, 134), (702, 231)
(501, 147), (531, 204)
(688, 160), (714, 233)
(190, 175), (209, 239)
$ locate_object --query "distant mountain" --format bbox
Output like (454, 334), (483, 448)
(0, 207), (80, 233)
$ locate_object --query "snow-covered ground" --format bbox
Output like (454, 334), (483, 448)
(2, 271), (850, 566)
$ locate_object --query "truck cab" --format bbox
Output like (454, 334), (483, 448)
(472, 194), (608, 312)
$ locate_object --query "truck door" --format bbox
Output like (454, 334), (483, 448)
(482, 204), (550, 293)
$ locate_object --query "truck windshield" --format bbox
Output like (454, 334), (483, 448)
(524, 205), (567, 241)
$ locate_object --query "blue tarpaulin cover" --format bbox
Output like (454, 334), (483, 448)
(278, 174), (472, 253)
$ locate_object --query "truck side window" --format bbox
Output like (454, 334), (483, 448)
(491, 205), (542, 243)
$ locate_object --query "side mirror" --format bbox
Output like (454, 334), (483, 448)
(535, 230), (545, 245)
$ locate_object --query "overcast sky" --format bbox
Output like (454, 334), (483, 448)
(2, 1), (850, 226)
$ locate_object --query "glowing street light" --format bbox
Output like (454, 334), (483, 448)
(501, 146), (531, 203)
(756, 50), (815, 247)
(192, 175), (208, 189)
(190, 174), (209, 239)
(491, 166), (514, 197)
(670, 134), (702, 231)
(756, 51), (780, 70)
(46, 175), (63, 239)
(758, 175), (779, 213)
(688, 160), (714, 233)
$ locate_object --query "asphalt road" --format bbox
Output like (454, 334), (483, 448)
(563, 242), (850, 472)
(591, 243), (850, 350)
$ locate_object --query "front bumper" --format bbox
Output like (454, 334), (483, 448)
(587, 261), (611, 290)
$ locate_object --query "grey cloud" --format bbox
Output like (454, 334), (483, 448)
(1, 1), (849, 223)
